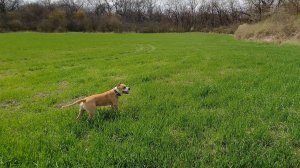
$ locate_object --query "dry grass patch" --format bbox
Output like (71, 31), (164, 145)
(235, 13), (300, 43)
(0, 101), (20, 109)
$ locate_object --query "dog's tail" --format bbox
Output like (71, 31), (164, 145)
(61, 99), (86, 108)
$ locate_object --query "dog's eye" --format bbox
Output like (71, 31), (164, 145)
(123, 86), (126, 89)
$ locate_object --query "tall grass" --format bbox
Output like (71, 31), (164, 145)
(235, 13), (300, 43)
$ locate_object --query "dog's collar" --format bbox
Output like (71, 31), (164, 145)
(113, 87), (122, 97)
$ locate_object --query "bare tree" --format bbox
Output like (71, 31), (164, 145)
(87, 0), (108, 15)
(59, 0), (85, 12)
(144, 0), (156, 20)
(0, 0), (22, 13)
(40, 0), (52, 7)
(3, 0), (297, 33)
(246, 0), (277, 20)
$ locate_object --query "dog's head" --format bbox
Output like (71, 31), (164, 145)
(116, 83), (130, 94)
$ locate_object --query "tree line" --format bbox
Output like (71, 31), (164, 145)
(0, 0), (299, 33)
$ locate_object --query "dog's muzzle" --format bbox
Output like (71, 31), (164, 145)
(123, 87), (130, 94)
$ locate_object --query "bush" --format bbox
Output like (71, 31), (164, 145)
(100, 13), (122, 32)
(0, 20), (5, 32)
(213, 24), (239, 34)
(19, 4), (46, 31)
(71, 10), (88, 31)
(7, 19), (23, 31)
(47, 9), (67, 32)
(37, 19), (52, 32)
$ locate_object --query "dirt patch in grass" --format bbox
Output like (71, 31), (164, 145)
(0, 71), (17, 80)
(108, 75), (126, 81)
(58, 81), (69, 89)
(0, 100), (20, 109)
(34, 92), (50, 98)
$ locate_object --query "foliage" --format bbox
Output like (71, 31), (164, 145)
(0, 0), (249, 33)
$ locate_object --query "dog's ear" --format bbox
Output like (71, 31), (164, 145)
(117, 83), (121, 86)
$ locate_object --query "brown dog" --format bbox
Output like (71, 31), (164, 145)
(62, 83), (130, 120)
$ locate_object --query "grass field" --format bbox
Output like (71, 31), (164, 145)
(0, 32), (299, 167)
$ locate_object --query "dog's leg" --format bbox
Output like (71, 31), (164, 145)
(84, 103), (96, 120)
(111, 105), (118, 111)
(88, 110), (96, 120)
(111, 99), (118, 111)
(76, 105), (85, 120)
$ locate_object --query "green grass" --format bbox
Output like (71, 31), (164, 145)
(0, 32), (299, 167)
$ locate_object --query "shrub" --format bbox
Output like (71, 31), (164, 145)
(72, 10), (88, 31)
(37, 19), (52, 32)
(100, 13), (122, 32)
(47, 9), (67, 32)
(7, 19), (23, 31)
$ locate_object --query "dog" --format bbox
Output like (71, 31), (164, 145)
(62, 83), (130, 120)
